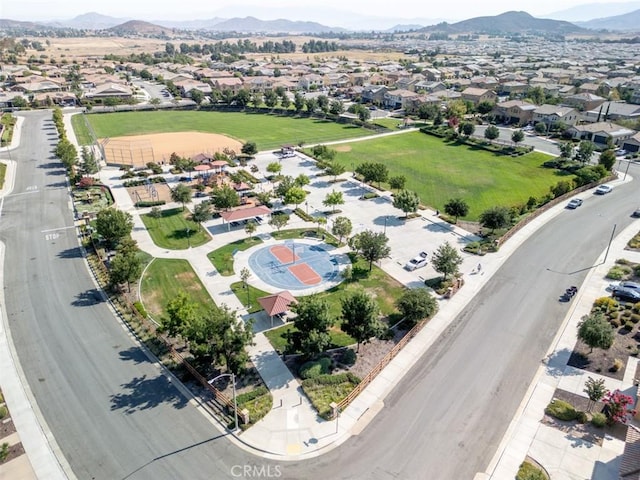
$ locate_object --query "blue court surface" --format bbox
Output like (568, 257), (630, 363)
(248, 241), (341, 291)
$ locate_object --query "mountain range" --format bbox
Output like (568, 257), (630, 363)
(2, 5), (640, 35)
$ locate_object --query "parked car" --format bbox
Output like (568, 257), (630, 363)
(616, 149), (627, 157)
(612, 286), (640, 302)
(404, 252), (428, 271)
(594, 184), (613, 195)
(632, 207), (640, 218)
(566, 198), (583, 209)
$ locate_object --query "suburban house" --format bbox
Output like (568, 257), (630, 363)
(298, 74), (323, 90)
(581, 102), (640, 123)
(83, 83), (133, 102)
(213, 77), (243, 94)
(566, 121), (636, 147)
(460, 87), (497, 105)
(621, 131), (640, 153)
(414, 81), (447, 94)
(562, 93), (606, 112)
(532, 105), (578, 127)
(497, 81), (528, 96)
(0, 91), (28, 108)
(174, 80), (212, 97)
(241, 76), (274, 94)
(361, 85), (389, 105)
(32, 91), (77, 107)
(384, 89), (419, 110)
(493, 100), (538, 125)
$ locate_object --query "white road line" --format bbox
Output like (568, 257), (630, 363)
(40, 226), (75, 233)
(6, 190), (38, 197)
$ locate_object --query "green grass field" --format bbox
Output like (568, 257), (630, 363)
(140, 258), (216, 320)
(140, 208), (210, 250)
(71, 114), (93, 145)
(208, 237), (264, 276)
(230, 281), (270, 314)
(333, 131), (562, 220)
(82, 111), (374, 151)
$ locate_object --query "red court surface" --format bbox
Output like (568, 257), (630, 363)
(270, 245), (300, 264)
(288, 263), (322, 285)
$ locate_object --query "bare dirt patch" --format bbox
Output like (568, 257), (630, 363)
(100, 132), (243, 168)
(334, 145), (352, 153)
(126, 182), (173, 205)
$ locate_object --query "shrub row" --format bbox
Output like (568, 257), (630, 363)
(294, 208), (314, 222)
(135, 200), (166, 208)
(301, 372), (361, 387)
(123, 177), (167, 187)
(236, 385), (269, 405)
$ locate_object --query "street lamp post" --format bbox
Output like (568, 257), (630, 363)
(383, 216), (388, 235)
(208, 373), (238, 432)
(305, 201), (308, 215)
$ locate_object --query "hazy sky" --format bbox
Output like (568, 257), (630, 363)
(2, 0), (637, 22)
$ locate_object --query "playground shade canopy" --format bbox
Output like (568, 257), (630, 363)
(258, 291), (298, 317)
(221, 205), (271, 223)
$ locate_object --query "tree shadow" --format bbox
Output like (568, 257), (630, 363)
(545, 347), (580, 378)
(47, 181), (68, 189)
(38, 162), (61, 169)
(110, 374), (189, 414)
(118, 346), (149, 365)
(57, 246), (84, 259)
(71, 288), (105, 307)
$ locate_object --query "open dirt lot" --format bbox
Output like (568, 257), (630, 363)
(100, 131), (243, 167)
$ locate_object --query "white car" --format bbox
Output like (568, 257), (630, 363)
(404, 252), (428, 271)
(594, 184), (613, 195)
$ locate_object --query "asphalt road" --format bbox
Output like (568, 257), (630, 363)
(3, 112), (639, 480)
(1, 111), (242, 480)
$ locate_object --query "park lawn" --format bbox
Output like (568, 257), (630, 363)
(140, 258), (216, 320)
(207, 237), (264, 276)
(71, 114), (93, 145)
(230, 281), (271, 314)
(140, 207), (210, 250)
(0, 162), (6, 189)
(82, 111), (374, 151)
(371, 118), (402, 130)
(332, 131), (562, 220)
(271, 228), (339, 247)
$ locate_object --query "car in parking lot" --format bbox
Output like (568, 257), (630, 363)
(594, 184), (613, 195)
(404, 252), (428, 271)
(566, 198), (583, 209)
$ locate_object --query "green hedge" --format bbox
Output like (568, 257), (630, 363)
(123, 177), (167, 187)
(294, 208), (314, 222)
(236, 385), (269, 405)
(135, 200), (166, 208)
(299, 358), (332, 379)
(302, 372), (361, 387)
(133, 301), (148, 318)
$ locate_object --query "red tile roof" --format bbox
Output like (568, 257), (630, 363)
(220, 205), (271, 222)
(258, 291), (298, 316)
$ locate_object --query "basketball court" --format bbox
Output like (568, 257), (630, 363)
(243, 240), (349, 294)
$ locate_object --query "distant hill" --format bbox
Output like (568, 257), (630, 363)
(151, 18), (227, 30)
(205, 16), (345, 33)
(387, 24), (424, 32)
(0, 18), (47, 29)
(577, 8), (640, 31)
(108, 20), (172, 36)
(422, 11), (585, 35)
(61, 12), (129, 29)
(545, 1), (640, 22)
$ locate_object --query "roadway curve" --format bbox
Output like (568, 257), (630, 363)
(4, 111), (638, 479)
